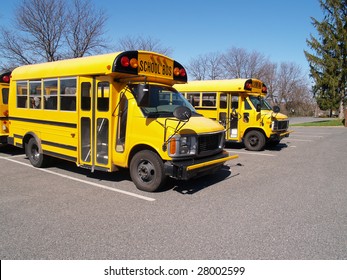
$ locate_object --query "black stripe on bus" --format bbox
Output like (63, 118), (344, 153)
(43, 150), (77, 162)
(41, 140), (77, 151)
(195, 107), (217, 111)
(9, 117), (77, 128)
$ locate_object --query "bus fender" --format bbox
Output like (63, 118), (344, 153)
(23, 132), (43, 153)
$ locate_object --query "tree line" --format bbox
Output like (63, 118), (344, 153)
(1, 0), (345, 117)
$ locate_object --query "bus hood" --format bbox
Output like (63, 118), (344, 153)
(262, 111), (288, 120)
(164, 116), (224, 135)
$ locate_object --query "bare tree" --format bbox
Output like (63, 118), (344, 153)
(222, 47), (248, 78)
(16, 0), (66, 62)
(117, 35), (172, 56)
(0, 0), (109, 66)
(186, 55), (208, 80)
(186, 46), (314, 116)
(222, 47), (272, 80)
(65, 0), (109, 57)
(187, 52), (224, 80)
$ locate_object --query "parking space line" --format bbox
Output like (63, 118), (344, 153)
(0, 156), (156, 202)
(286, 139), (314, 142)
(227, 150), (276, 157)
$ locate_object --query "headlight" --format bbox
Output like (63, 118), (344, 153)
(168, 135), (197, 157)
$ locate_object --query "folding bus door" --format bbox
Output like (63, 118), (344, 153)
(78, 77), (111, 171)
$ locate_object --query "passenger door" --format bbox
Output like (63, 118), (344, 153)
(78, 76), (111, 171)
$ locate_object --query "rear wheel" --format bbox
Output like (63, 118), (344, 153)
(244, 130), (265, 151)
(25, 137), (49, 167)
(129, 150), (167, 192)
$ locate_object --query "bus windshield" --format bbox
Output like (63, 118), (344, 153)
(249, 96), (272, 110)
(130, 84), (198, 118)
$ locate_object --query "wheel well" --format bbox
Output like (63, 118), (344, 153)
(128, 144), (160, 167)
(22, 133), (40, 152)
(243, 128), (266, 140)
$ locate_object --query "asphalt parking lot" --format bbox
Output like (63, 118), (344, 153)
(1, 125), (346, 260)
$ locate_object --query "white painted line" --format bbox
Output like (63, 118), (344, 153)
(227, 150), (276, 157)
(0, 156), (156, 202)
(294, 135), (324, 138)
(286, 139), (314, 142)
(293, 132), (331, 135)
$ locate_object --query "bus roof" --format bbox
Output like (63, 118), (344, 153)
(175, 78), (266, 95)
(10, 50), (187, 84)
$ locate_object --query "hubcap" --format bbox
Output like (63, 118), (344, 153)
(137, 160), (155, 182)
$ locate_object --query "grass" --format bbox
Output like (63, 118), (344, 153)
(291, 119), (345, 126)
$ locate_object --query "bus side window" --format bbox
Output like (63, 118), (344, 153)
(60, 78), (76, 111)
(97, 81), (109, 112)
(202, 92), (216, 107)
(220, 93), (227, 109)
(16, 81), (28, 108)
(2, 88), (9, 104)
(186, 92), (200, 107)
(43, 79), (58, 110)
(231, 96), (239, 109)
(81, 82), (91, 111)
(29, 81), (41, 109)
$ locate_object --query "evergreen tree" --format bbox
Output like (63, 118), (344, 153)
(305, 0), (347, 117)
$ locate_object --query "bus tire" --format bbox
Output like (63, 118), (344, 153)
(130, 150), (167, 192)
(244, 130), (265, 151)
(26, 137), (48, 168)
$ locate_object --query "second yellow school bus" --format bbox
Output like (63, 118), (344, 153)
(8, 51), (237, 192)
(175, 79), (291, 151)
(0, 71), (11, 144)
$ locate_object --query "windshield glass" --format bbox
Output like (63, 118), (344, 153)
(130, 84), (198, 118)
(249, 96), (272, 110)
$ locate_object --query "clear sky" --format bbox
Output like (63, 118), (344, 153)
(0, 0), (323, 74)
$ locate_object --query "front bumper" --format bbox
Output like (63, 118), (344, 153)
(164, 150), (238, 180)
(269, 130), (293, 141)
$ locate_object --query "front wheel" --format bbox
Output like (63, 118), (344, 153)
(244, 130), (265, 151)
(129, 150), (167, 192)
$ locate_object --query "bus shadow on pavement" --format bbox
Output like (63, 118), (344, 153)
(171, 165), (239, 195)
(48, 157), (132, 183)
(225, 141), (288, 151)
(0, 144), (24, 156)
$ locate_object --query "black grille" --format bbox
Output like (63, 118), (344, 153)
(198, 132), (222, 155)
(273, 120), (289, 131)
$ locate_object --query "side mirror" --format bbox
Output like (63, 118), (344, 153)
(273, 105), (280, 113)
(136, 84), (150, 107)
(173, 106), (191, 121)
(256, 104), (261, 112)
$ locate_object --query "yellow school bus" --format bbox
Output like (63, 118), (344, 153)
(8, 51), (237, 192)
(175, 79), (291, 151)
(0, 71), (11, 144)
